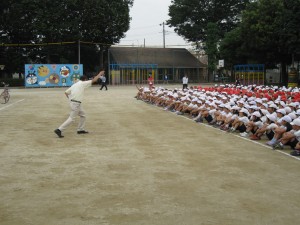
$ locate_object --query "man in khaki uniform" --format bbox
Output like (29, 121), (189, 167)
(54, 70), (105, 138)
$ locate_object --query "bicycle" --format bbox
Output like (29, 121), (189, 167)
(0, 82), (10, 104)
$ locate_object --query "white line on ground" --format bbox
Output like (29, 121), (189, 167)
(151, 103), (300, 161)
(0, 99), (25, 111)
(233, 132), (300, 161)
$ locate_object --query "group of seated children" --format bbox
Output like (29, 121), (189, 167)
(135, 84), (300, 156)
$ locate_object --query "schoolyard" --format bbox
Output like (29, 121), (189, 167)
(0, 85), (300, 225)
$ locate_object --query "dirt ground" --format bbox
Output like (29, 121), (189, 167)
(1, 85), (300, 225)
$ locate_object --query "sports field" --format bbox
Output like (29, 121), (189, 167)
(1, 85), (300, 225)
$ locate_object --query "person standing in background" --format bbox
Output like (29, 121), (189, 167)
(148, 74), (154, 90)
(164, 74), (168, 84)
(182, 74), (188, 90)
(99, 74), (108, 90)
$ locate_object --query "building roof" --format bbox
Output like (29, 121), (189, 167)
(109, 47), (206, 68)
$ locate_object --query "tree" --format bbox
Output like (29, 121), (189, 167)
(167, 0), (250, 78)
(282, 0), (300, 66)
(167, 0), (250, 43)
(219, 0), (300, 85)
(205, 22), (219, 77)
(219, 27), (247, 69)
(0, 0), (133, 75)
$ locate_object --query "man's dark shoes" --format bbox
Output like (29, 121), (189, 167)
(77, 130), (89, 134)
(54, 129), (64, 138)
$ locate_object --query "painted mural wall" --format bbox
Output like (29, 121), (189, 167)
(24, 64), (83, 87)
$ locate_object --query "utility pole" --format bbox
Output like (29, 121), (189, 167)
(160, 22), (166, 48)
(78, 40), (81, 64)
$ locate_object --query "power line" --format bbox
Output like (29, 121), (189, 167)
(127, 25), (158, 30)
(0, 41), (111, 47)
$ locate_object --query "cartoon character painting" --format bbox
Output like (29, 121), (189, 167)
(70, 73), (81, 83)
(26, 71), (38, 85)
(48, 73), (60, 84)
(60, 66), (71, 78)
(61, 78), (67, 86)
(38, 65), (50, 77)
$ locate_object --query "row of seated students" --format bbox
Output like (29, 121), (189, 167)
(135, 84), (300, 156)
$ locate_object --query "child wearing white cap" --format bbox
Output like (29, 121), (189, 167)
(250, 113), (277, 140)
(194, 101), (216, 123)
(240, 111), (263, 137)
(273, 118), (300, 150)
(229, 108), (250, 132)
(214, 104), (231, 127)
(266, 115), (293, 146)
(220, 106), (240, 131)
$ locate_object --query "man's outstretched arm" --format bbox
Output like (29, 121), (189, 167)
(92, 70), (105, 84)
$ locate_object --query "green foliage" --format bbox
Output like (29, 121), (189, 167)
(0, 0), (133, 75)
(167, 0), (250, 43)
(218, 0), (300, 85)
(219, 27), (247, 68)
(238, 0), (286, 64)
(167, 0), (250, 76)
(205, 23), (219, 73)
(169, 0), (300, 85)
(282, 0), (300, 57)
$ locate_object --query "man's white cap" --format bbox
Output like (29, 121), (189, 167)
(291, 118), (300, 126)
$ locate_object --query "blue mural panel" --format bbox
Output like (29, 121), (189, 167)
(24, 64), (83, 87)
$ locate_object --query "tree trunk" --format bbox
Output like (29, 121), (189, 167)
(99, 45), (104, 69)
(281, 62), (288, 86)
